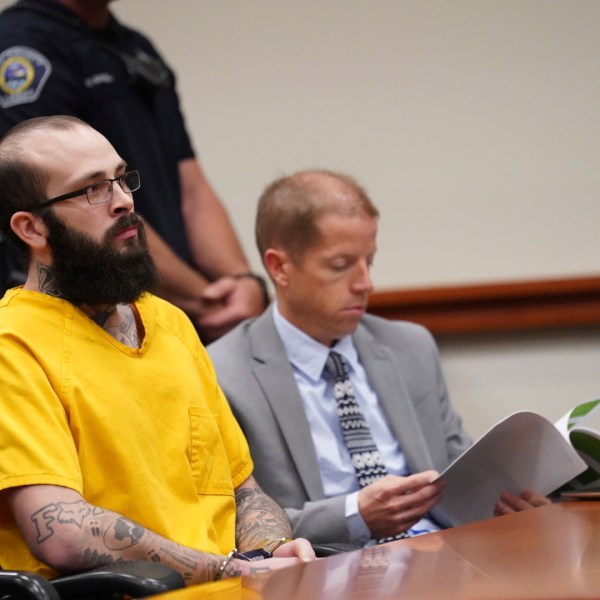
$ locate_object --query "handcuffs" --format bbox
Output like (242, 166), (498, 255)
(214, 537), (292, 581)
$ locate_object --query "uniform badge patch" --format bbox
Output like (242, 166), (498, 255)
(0, 46), (52, 109)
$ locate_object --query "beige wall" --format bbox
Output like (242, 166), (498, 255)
(2, 0), (599, 438)
(110, 0), (600, 289)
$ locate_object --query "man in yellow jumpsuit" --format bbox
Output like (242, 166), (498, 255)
(0, 115), (315, 585)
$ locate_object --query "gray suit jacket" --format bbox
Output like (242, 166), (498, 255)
(207, 307), (471, 543)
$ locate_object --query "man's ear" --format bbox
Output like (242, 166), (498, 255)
(263, 248), (292, 288)
(9, 211), (49, 250)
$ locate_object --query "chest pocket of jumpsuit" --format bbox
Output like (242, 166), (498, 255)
(189, 407), (233, 495)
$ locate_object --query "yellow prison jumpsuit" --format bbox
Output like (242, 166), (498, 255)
(0, 288), (253, 578)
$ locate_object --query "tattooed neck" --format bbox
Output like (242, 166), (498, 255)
(37, 262), (63, 298)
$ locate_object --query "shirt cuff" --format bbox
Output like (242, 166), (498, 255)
(344, 491), (371, 546)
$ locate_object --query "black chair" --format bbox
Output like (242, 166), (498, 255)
(0, 570), (60, 600)
(1, 561), (185, 600)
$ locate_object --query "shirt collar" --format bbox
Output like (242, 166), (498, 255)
(273, 302), (358, 381)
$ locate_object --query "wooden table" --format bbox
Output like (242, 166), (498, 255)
(156, 501), (600, 599)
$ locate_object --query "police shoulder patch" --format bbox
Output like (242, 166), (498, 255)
(0, 46), (52, 109)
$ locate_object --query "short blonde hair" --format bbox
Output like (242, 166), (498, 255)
(255, 169), (378, 264)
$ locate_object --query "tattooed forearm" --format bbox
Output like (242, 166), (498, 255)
(32, 500), (102, 543)
(151, 541), (221, 583)
(235, 483), (292, 550)
(160, 545), (199, 571)
(27, 497), (225, 584)
(103, 516), (144, 550)
(81, 549), (124, 570)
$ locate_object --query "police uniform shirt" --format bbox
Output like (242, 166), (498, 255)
(0, 0), (195, 263)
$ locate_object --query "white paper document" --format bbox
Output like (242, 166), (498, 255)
(434, 411), (588, 527)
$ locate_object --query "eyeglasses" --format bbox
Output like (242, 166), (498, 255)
(36, 170), (141, 209)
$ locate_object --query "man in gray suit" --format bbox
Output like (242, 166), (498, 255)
(208, 170), (548, 546)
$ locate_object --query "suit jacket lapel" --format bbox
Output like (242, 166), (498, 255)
(248, 310), (326, 499)
(354, 323), (435, 473)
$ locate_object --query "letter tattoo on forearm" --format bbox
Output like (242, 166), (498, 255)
(32, 500), (94, 543)
(31, 504), (58, 543)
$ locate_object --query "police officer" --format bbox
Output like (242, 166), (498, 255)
(0, 0), (268, 342)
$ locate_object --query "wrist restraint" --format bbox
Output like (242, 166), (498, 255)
(214, 537), (292, 581)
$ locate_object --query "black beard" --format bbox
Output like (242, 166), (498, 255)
(42, 210), (159, 306)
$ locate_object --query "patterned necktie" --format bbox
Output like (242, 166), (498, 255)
(324, 351), (389, 486)
(324, 350), (409, 542)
